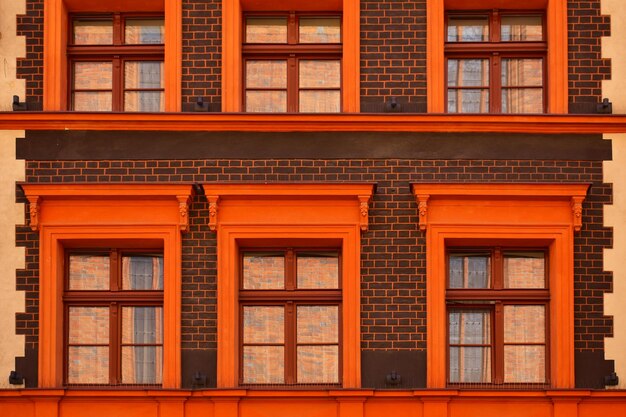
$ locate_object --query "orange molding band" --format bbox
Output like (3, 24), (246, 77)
(411, 183), (589, 389)
(21, 184), (194, 388)
(204, 183), (374, 388)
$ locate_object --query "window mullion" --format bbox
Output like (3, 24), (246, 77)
(288, 57), (298, 112)
(110, 301), (119, 385)
(285, 301), (296, 384)
(491, 55), (501, 113)
(494, 301), (504, 384)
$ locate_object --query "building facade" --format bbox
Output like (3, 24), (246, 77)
(1, 0), (626, 416)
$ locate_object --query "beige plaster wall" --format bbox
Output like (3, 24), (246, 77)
(0, 0), (26, 388)
(602, 0), (626, 389)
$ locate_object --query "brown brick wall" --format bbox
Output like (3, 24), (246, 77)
(16, 0), (44, 105)
(17, 159), (611, 353)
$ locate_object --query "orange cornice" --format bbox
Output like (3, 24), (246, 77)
(4, 113), (626, 133)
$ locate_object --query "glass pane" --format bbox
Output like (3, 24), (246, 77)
(121, 346), (163, 384)
(297, 306), (338, 343)
(68, 307), (109, 344)
(448, 59), (489, 87)
(67, 346), (109, 384)
(125, 61), (164, 89)
(243, 306), (285, 343)
(243, 346), (284, 383)
(73, 62), (113, 90)
(449, 346), (492, 383)
(447, 89), (490, 113)
(297, 253), (339, 289)
(122, 255), (164, 290)
(69, 254), (110, 290)
(447, 16), (489, 42)
(501, 88), (543, 114)
(299, 17), (341, 43)
(297, 346), (339, 383)
(448, 254), (491, 289)
(504, 252), (545, 288)
(122, 307), (163, 344)
(72, 92), (113, 112)
(504, 305), (545, 343)
(299, 91), (341, 113)
(501, 59), (543, 87)
(246, 91), (287, 112)
(125, 19), (165, 44)
(501, 15), (543, 41)
(504, 345), (545, 383)
(246, 61), (287, 89)
(299, 60), (341, 88)
(242, 254), (285, 289)
(449, 310), (491, 345)
(245, 17), (288, 43)
(124, 91), (164, 112)
(73, 20), (113, 45)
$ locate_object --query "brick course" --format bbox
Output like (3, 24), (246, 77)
(16, 0), (44, 105)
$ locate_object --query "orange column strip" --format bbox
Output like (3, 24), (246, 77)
(547, 0), (568, 114)
(427, 0), (445, 113)
(222, 0), (242, 112)
(342, 0), (360, 112)
(43, 0), (65, 111)
(165, 0), (183, 112)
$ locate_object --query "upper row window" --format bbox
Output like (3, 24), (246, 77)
(445, 10), (546, 114)
(68, 13), (165, 112)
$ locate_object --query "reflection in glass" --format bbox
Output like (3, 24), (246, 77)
(504, 305), (545, 344)
(501, 59), (543, 87)
(73, 20), (113, 45)
(297, 346), (339, 383)
(122, 307), (163, 344)
(447, 16), (489, 42)
(73, 62), (113, 90)
(504, 345), (545, 383)
(503, 252), (545, 288)
(242, 254), (285, 289)
(122, 255), (164, 290)
(297, 306), (338, 343)
(448, 254), (491, 288)
(501, 15), (543, 41)
(501, 88), (543, 113)
(243, 306), (285, 344)
(297, 253), (339, 289)
(299, 60), (341, 88)
(448, 59), (489, 87)
(243, 346), (285, 383)
(125, 19), (165, 44)
(299, 18), (341, 44)
(67, 346), (109, 384)
(125, 61), (164, 89)
(246, 18), (288, 43)
(69, 307), (109, 344)
(69, 255), (110, 290)
(246, 61), (287, 89)
(124, 91), (164, 112)
(73, 92), (113, 112)
(122, 346), (163, 384)
(299, 91), (341, 113)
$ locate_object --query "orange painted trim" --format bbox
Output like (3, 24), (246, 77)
(20, 184), (194, 389)
(241, 0), (342, 11)
(411, 183), (589, 389)
(43, 0), (181, 112)
(427, 0), (445, 113)
(547, 0), (568, 113)
(4, 113), (626, 133)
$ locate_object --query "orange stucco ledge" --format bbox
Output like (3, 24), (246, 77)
(3, 112), (626, 133)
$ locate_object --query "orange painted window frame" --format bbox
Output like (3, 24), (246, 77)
(21, 184), (194, 388)
(43, 0), (182, 112)
(411, 183), (589, 389)
(203, 183), (374, 388)
(222, 0), (360, 112)
(427, 0), (567, 113)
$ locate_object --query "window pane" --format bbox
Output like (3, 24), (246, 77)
(67, 346), (109, 384)
(68, 307), (109, 344)
(501, 16), (543, 41)
(242, 254), (285, 289)
(299, 18), (341, 43)
(245, 17), (288, 43)
(125, 61), (164, 89)
(122, 255), (164, 290)
(447, 89), (490, 113)
(243, 346), (284, 383)
(501, 88), (543, 114)
(449, 310), (491, 345)
(297, 306), (338, 343)
(448, 254), (491, 288)
(501, 59), (543, 87)
(121, 346), (163, 384)
(72, 92), (113, 112)
(297, 252), (339, 289)
(246, 61), (287, 89)
(447, 59), (489, 87)
(246, 91), (287, 112)
(125, 19), (165, 44)
(299, 60), (341, 88)
(449, 346), (492, 383)
(503, 252), (545, 288)
(504, 305), (545, 343)
(124, 91), (164, 112)
(504, 345), (545, 383)
(69, 254), (110, 290)
(73, 62), (113, 90)
(299, 91), (341, 113)
(122, 307), (163, 344)
(447, 16), (489, 42)
(297, 346), (339, 383)
(243, 306), (285, 343)
(73, 20), (113, 45)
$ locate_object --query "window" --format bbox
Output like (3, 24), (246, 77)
(243, 13), (342, 113)
(447, 249), (548, 385)
(68, 13), (165, 112)
(445, 11), (546, 113)
(239, 249), (341, 385)
(65, 250), (164, 385)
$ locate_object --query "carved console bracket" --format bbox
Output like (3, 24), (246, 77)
(207, 195), (220, 232)
(177, 195), (192, 233)
(415, 194), (430, 231)
(358, 195), (372, 232)
(571, 196), (584, 232)
(27, 195), (40, 231)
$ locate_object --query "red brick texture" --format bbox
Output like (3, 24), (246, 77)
(16, 160), (612, 354)
(16, 0), (44, 106)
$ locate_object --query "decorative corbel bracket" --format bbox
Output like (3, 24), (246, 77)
(27, 195), (40, 231)
(207, 195), (220, 232)
(177, 195), (192, 233)
(358, 195), (372, 232)
(571, 196), (584, 232)
(415, 194), (430, 231)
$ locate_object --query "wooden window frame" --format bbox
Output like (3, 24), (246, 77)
(238, 247), (342, 386)
(242, 12), (343, 113)
(63, 248), (164, 386)
(445, 247), (550, 386)
(68, 12), (165, 112)
(444, 10), (547, 113)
